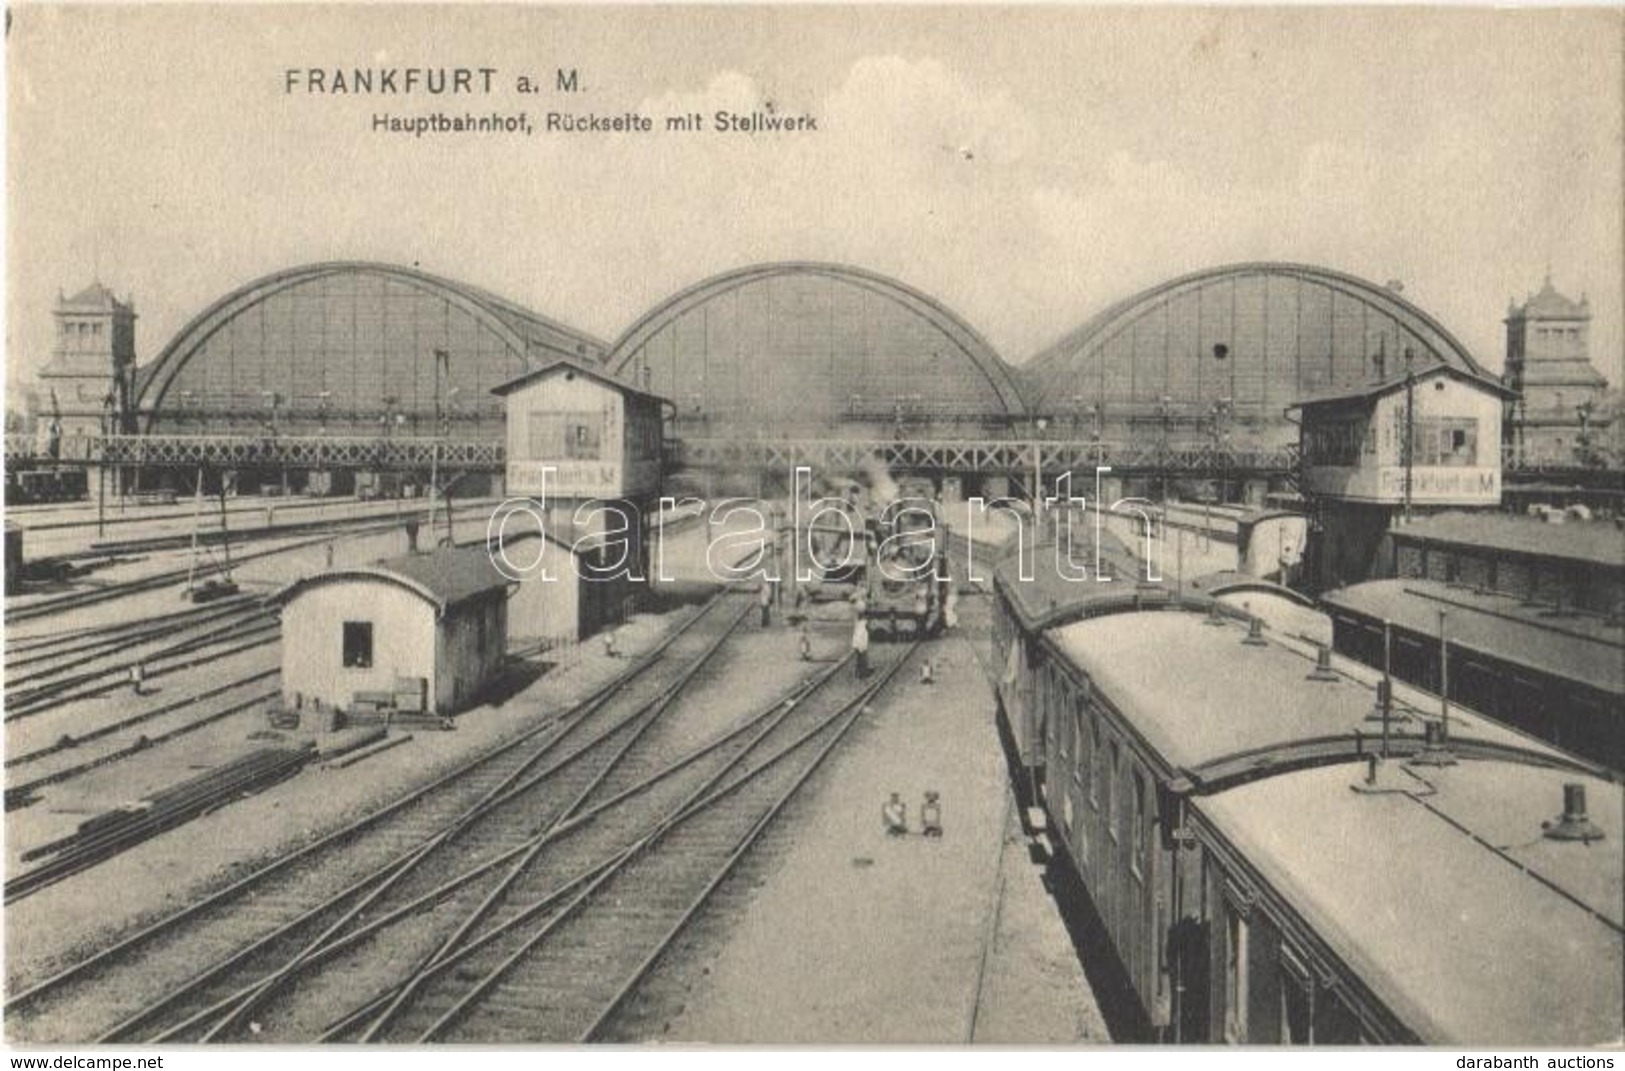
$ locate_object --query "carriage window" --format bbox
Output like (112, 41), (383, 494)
(1072, 698), (1090, 864)
(1072, 698), (1088, 790)
(1225, 903), (1249, 1042)
(1106, 741), (1119, 839)
(1131, 770), (1147, 878)
(1283, 974), (1313, 1044)
(1052, 671), (1068, 761)
(1089, 719), (1101, 807)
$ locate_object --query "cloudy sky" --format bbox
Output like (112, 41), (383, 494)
(6, 5), (1622, 399)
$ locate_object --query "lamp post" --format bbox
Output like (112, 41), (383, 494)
(688, 392), (704, 435)
(441, 387), (459, 439)
(1209, 397), (1232, 503)
(1402, 370), (1416, 524)
(1438, 608), (1451, 743)
(1157, 395), (1174, 508)
(1034, 417), (1048, 506)
(261, 390), (287, 495)
(98, 393), (114, 534)
(382, 395), (399, 441)
(432, 348), (451, 439)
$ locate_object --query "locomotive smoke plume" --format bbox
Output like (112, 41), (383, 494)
(861, 454), (900, 510)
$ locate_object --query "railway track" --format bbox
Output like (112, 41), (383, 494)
(5, 501), (490, 625)
(3, 585), (757, 1043)
(308, 640), (919, 1044)
(4, 613), (279, 722)
(4, 669), (282, 809)
(4, 595), (261, 661)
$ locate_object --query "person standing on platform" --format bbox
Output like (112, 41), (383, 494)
(759, 578), (773, 627)
(883, 792), (908, 836)
(852, 613), (870, 678)
(921, 791), (943, 837)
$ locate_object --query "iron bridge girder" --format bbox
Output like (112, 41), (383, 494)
(4, 433), (504, 472)
(668, 437), (1297, 478)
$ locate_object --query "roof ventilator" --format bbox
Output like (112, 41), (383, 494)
(1307, 644), (1339, 682)
(1542, 784), (1605, 844)
(1241, 608), (1267, 648)
(1352, 753), (1414, 795)
(1363, 678), (1412, 724)
(1408, 720), (1457, 767)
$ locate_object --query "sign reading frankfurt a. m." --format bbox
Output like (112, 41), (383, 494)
(1377, 466), (1499, 503)
(507, 460), (621, 498)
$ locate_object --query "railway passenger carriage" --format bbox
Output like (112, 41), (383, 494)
(991, 539), (1623, 1045)
(4, 466), (90, 505)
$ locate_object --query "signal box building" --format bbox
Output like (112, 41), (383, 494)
(497, 529), (628, 649)
(1291, 362), (1514, 591)
(493, 358), (669, 634)
(274, 546), (512, 719)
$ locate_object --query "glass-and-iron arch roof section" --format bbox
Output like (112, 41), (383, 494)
(136, 261), (608, 436)
(1020, 262), (1489, 441)
(604, 262), (1028, 434)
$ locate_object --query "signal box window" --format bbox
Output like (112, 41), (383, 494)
(566, 420), (601, 459)
(343, 621), (374, 668)
(528, 411), (604, 460)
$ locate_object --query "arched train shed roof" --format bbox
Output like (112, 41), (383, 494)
(1021, 262), (1489, 421)
(135, 261), (608, 433)
(605, 262), (1028, 428)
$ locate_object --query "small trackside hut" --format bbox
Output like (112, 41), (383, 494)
(273, 546), (513, 721)
(493, 356), (668, 638)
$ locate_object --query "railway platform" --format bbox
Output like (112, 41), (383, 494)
(648, 605), (1105, 1044)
